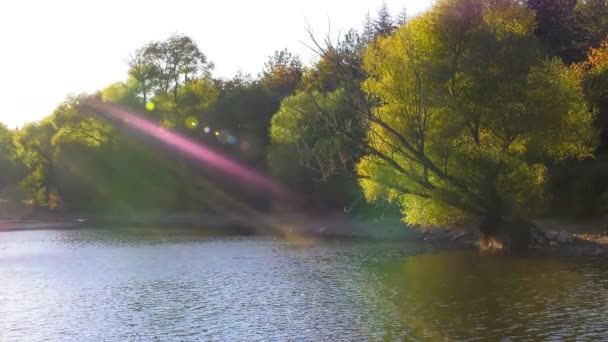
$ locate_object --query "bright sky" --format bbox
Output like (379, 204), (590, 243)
(0, 0), (431, 128)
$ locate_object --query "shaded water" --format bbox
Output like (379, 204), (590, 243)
(1, 228), (608, 340)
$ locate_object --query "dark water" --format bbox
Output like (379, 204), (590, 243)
(1, 228), (608, 341)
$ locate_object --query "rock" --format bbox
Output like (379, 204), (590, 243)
(530, 227), (546, 245)
(549, 241), (559, 247)
(544, 230), (559, 241)
(557, 230), (574, 244)
(451, 231), (468, 241)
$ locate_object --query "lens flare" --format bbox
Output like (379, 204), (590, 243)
(85, 100), (291, 198)
(185, 116), (199, 129)
(217, 130), (231, 144)
(146, 102), (155, 111)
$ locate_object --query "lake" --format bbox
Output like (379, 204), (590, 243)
(1, 228), (608, 340)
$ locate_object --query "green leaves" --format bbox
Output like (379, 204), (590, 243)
(356, 0), (596, 226)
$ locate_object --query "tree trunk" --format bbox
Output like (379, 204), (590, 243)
(479, 214), (532, 253)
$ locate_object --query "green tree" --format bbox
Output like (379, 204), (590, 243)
(269, 89), (367, 211)
(0, 124), (19, 194)
(577, 0), (608, 50)
(575, 39), (608, 151)
(13, 120), (57, 207)
(303, 28), (367, 94)
(396, 7), (408, 26)
(127, 48), (158, 104)
(261, 49), (303, 98)
(142, 34), (210, 103)
(308, 0), (596, 248)
(271, 89), (363, 179)
(526, 0), (584, 63)
(373, 1), (396, 37)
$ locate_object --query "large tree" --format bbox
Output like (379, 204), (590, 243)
(305, 0), (596, 249)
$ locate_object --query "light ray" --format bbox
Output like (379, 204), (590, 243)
(85, 100), (293, 199)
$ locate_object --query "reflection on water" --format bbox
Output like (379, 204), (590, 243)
(1, 228), (607, 340)
(373, 252), (608, 340)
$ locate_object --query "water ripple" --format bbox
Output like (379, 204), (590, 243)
(1, 229), (608, 340)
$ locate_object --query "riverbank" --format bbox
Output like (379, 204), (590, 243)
(2, 214), (608, 259)
(418, 218), (608, 258)
(0, 219), (85, 232)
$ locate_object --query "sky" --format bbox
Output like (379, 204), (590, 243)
(0, 0), (431, 128)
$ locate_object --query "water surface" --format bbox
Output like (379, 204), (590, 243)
(1, 228), (607, 340)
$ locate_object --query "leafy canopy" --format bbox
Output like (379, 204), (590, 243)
(356, 0), (595, 226)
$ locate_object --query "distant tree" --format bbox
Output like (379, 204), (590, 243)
(51, 94), (114, 148)
(374, 1), (396, 37)
(178, 79), (218, 113)
(362, 11), (376, 43)
(0, 124), (18, 194)
(12, 120), (56, 207)
(201, 83), (282, 211)
(206, 83), (280, 161)
(396, 7), (408, 26)
(526, 0), (585, 62)
(261, 49), (303, 98)
(215, 72), (254, 96)
(142, 34), (210, 103)
(302, 28), (366, 94)
(575, 39), (608, 151)
(577, 0), (608, 49)
(127, 48), (157, 104)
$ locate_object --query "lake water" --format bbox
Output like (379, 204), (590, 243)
(1, 228), (608, 341)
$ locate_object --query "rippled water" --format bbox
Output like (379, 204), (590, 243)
(1, 228), (608, 341)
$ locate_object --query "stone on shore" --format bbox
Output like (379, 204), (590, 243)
(544, 230), (559, 241)
(557, 230), (575, 244)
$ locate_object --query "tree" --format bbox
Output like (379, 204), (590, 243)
(0, 124), (18, 194)
(526, 0), (584, 63)
(362, 11), (375, 44)
(269, 89), (369, 212)
(142, 34), (210, 103)
(396, 7), (408, 26)
(302, 28), (367, 94)
(577, 0), (608, 50)
(307, 0), (596, 249)
(127, 48), (158, 104)
(261, 49), (303, 98)
(12, 120), (57, 207)
(575, 39), (608, 151)
(374, 1), (396, 37)
(271, 89), (364, 179)
(177, 77), (219, 131)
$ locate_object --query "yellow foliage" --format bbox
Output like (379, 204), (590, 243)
(355, 0), (596, 227)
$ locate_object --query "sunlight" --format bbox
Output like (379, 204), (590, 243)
(82, 99), (316, 245)
(86, 100), (292, 199)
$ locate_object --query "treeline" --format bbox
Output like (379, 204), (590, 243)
(1, 0), (607, 225)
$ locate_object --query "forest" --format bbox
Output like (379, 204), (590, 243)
(1, 0), (607, 242)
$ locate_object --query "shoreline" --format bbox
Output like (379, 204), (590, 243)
(2, 217), (608, 259)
